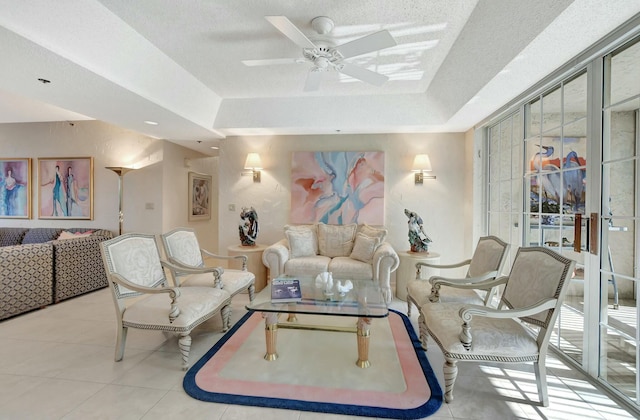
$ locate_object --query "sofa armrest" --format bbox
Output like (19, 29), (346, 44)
(52, 235), (111, 302)
(372, 242), (399, 304)
(0, 243), (54, 320)
(262, 239), (289, 279)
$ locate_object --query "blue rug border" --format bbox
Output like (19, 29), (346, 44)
(183, 308), (443, 419)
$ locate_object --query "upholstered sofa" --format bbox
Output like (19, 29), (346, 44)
(262, 223), (399, 303)
(0, 227), (114, 320)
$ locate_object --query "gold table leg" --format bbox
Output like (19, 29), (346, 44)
(263, 313), (278, 361)
(356, 317), (372, 368)
(286, 313), (298, 322)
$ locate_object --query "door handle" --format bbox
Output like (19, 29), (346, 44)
(574, 214), (582, 253)
(590, 213), (598, 255)
(574, 213), (599, 254)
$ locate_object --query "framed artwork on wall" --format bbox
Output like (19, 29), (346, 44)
(291, 151), (385, 225)
(0, 158), (31, 219)
(38, 157), (93, 220)
(188, 171), (212, 221)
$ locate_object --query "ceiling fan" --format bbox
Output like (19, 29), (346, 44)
(242, 16), (397, 91)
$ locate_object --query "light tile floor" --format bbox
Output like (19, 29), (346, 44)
(0, 288), (637, 419)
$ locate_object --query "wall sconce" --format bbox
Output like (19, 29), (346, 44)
(106, 166), (136, 235)
(243, 153), (263, 182)
(412, 154), (436, 184)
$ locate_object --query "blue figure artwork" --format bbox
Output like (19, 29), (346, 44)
(66, 167), (79, 216)
(0, 164), (28, 217)
(44, 165), (67, 217)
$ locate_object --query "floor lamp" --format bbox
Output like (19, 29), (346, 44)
(106, 167), (135, 235)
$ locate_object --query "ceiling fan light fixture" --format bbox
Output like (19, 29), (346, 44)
(247, 15), (396, 91)
(315, 56), (330, 69)
(311, 16), (334, 35)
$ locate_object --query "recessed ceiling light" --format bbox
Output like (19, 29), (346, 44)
(210, 146), (219, 150)
(144, 120), (158, 125)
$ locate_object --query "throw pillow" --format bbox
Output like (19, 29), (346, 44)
(22, 228), (63, 244)
(350, 233), (381, 263)
(284, 224), (318, 255)
(57, 230), (93, 240)
(359, 223), (388, 242)
(285, 228), (317, 258)
(317, 223), (357, 257)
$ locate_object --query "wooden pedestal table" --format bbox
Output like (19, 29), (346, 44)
(247, 275), (388, 368)
(227, 243), (268, 292)
(395, 251), (441, 301)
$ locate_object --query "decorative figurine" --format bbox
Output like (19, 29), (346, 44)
(315, 271), (334, 295)
(239, 206), (259, 246)
(336, 280), (353, 296)
(404, 208), (432, 253)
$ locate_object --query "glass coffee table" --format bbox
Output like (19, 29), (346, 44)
(246, 275), (389, 368)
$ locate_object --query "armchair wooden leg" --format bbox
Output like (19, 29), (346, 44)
(115, 326), (128, 362)
(443, 357), (458, 403)
(179, 334), (192, 370)
(248, 283), (255, 302)
(418, 313), (428, 350)
(221, 305), (231, 331)
(534, 360), (549, 407)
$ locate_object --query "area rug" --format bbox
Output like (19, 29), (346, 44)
(184, 309), (443, 419)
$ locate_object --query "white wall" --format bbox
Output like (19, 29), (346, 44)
(217, 132), (471, 265)
(1, 120), (469, 260)
(161, 141), (219, 251)
(0, 120), (217, 249)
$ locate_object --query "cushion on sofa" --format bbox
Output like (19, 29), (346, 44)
(57, 230), (93, 240)
(284, 255), (332, 277)
(317, 223), (357, 257)
(358, 224), (388, 242)
(284, 224), (318, 254)
(328, 257), (374, 280)
(0, 228), (29, 247)
(22, 228), (63, 244)
(285, 227), (316, 258)
(350, 233), (381, 263)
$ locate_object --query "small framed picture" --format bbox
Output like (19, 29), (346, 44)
(188, 171), (212, 221)
(38, 157), (93, 219)
(0, 158), (31, 219)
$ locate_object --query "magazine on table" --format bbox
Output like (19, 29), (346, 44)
(271, 278), (302, 303)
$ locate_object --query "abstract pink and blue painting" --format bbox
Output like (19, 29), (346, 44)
(291, 151), (384, 224)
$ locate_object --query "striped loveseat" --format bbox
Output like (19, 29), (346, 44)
(0, 227), (113, 320)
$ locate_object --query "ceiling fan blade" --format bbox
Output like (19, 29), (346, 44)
(242, 58), (301, 67)
(335, 30), (396, 59)
(304, 70), (323, 92)
(339, 63), (389, 86)
(265, 16), (317, 49)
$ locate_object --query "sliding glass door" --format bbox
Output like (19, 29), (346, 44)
(600, 37), (640, 403)
(523, 72), (588, 364)
(485, 29), (640, 411)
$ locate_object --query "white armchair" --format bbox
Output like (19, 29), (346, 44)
(160, 228), (256, 302)
(407, 236), (510, 316)
(100, 233), (232, 370)
(407, 236), (509, 349)
(421, 246), (575, 406)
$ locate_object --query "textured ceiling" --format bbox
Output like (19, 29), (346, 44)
(0, 1), (639, 155)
